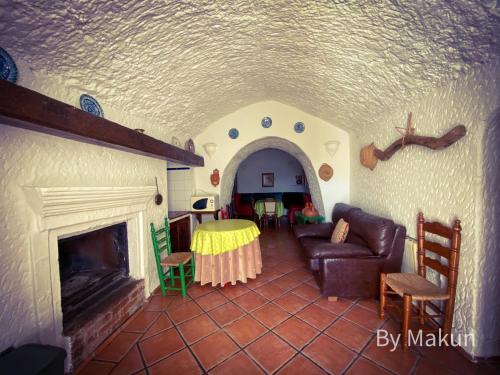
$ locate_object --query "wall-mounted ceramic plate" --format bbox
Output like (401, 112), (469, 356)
(185, 138), (195, 153)
(228, 128), (239, 139)
(79, 94), (104, 117)
(294, 121), (305, 133)
(261, 117), (272, 128)
(0, 47), (18, 83)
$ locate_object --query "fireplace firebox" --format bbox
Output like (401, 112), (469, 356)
(58, 222), (129, 327)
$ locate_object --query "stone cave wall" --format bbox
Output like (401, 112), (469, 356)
(350, 59), (500, 357)
(0, 68), (166, 353)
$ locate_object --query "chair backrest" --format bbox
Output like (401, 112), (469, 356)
(264, 199), (276, 214)
(150, 218), (173, 266)
(417, 212), (462, 295)
(331, 203), (362, 227)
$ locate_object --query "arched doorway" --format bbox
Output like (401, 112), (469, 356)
(220, 136), (325, 216)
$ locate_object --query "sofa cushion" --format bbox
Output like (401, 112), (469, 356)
(330, 218), (349, 243)
(299, 238), (373, 259)
(293, 223), (333, 239)
(346, 210), (396, 256)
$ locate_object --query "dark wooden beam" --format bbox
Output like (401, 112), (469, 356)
(0, 80), (204, 167)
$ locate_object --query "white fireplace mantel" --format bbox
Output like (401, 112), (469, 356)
(24, 186), (156, 231)
(23, 185), (156, 364)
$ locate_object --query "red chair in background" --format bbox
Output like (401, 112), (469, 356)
(232, 194), (254, 219)
(288, 193), (312, 226)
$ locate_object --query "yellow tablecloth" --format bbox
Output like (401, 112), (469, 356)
(190, 219), (260, 255)
(254, 200), (285, 218)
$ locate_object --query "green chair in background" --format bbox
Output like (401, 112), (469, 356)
(150, 217), (195, 297)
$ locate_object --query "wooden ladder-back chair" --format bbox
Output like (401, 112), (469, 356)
(150, 217), (195, 297)
(379, 212), (462, 350)
(263, 198), (279, 229)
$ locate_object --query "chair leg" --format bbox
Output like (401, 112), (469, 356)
(159, 269), (167, 297)
(191, 255), (196, 283)
(379, 273), (386, 319)
(443, 299), (453, 336)
(419, 301), (425, 325)
(179, 263), (187, 298)
(402, 294), (412, 350)
(169, 266), (175, 286)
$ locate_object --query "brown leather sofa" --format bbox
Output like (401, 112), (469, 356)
(293, 203), (406, 298)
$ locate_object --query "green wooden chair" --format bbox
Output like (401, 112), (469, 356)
(150, 217), (195, 297)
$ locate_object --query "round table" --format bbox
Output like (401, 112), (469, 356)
(191, 219), (262, 286)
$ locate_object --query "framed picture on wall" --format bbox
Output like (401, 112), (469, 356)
(296, 175), (303, 185)
(262, 173), (274, 187)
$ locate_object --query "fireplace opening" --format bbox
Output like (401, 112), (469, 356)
(58, 222), (129, 328)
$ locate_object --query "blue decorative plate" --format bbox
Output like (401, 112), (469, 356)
(294, 121), (305, 133)
(261, 117), (272, 128)
(0, 47), (18, 83)
(228, 128), (239, 139)
(79, 94), (104, 117)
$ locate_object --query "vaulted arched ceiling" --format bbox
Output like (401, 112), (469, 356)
(1, 0), (499, 139)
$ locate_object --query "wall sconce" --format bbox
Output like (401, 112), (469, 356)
(203, 142), (217, 158)
(324, 141), (340, 158)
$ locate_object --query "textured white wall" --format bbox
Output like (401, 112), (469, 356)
(193, 101), (350, 221)
(0, 82), (166, 352)
(236, 149), (306, 194)
(351, 60), (500, 357)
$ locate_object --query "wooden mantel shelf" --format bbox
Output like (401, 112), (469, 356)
(0, 80), (204, 166)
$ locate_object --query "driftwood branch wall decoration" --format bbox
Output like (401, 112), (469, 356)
(360, 114), (467, 170)
(373, 125), (467, 161)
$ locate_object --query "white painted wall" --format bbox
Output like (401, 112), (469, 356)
(193, 101), (350, 221)
(236, 149), (306, 194)
(350, 59), (500, 357)
(0, 67), (166, 352)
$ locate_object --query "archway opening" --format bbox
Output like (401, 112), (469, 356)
(220, 137), (325, 219)
(232, 148), (311, 224)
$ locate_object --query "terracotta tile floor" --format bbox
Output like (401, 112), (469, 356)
(78, 226), (499, 374)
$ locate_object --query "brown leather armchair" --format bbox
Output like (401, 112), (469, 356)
(293, 203), (406, 298)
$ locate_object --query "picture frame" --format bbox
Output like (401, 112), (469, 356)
(262, 173), (274, 187)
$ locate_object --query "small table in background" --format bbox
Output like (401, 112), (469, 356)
(253, 200), (285, 219)
(295, 211), (325, 224)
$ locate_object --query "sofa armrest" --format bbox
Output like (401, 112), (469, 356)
(319, 257), (383, 298)
(293, 223), (333, 239)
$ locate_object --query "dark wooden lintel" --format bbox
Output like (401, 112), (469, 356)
(0, 80), (204, 167)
